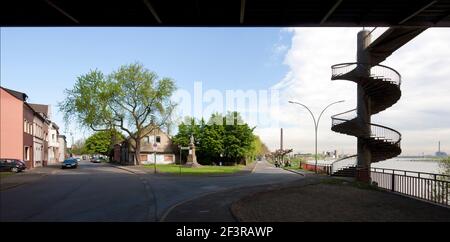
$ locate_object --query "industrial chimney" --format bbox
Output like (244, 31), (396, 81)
(280, 128), (283, 150)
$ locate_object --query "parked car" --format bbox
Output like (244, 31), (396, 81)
(75, 157), (81, 162)
(0, 158), (26, 172)
(91, 157), (105, 163)
(62, 158), (78, 169)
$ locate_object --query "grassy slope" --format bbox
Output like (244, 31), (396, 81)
(143, 164), (244, 175)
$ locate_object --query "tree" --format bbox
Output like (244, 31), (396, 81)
(84, 130), (125, 156)
(222, 112), (255, 164)
(248, 135), (270, 161)
(59, 63), (176, 165)
(173, 112), (256, 165)
(70, 139), (87, 156)
(441, 157), (450, 174)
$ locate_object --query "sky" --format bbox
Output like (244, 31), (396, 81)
(1, 27), (449, 156)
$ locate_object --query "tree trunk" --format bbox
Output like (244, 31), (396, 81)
(134, 139), (141, 166)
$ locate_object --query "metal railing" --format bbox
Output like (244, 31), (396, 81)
(331, 63), (358, 79)
(330, 155), (357, 174)
(331, 62), (401, 86)
(331, 109), (401, 146)
(331, 109), (357, 126)
(370, 167), (450, 206)
(370, 123), (401, 147)
(370, 64), (402, 86)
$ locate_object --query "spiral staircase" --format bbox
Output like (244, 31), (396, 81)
(329, 63), (402, 177)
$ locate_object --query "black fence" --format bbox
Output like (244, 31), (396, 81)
(370, 168), (450, 207)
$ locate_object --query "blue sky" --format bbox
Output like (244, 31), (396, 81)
(2, 27), (449, 155)
(1, 27), (290, 140)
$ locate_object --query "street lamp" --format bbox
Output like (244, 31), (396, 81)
(288, 100), (345, 173)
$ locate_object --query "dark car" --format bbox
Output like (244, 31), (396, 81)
(0, 158), (26, 172)
(62, 158), (78, 169)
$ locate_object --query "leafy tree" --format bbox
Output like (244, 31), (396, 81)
(84, 130), (125, 156)
(440, 157), (450, 180)
(222, 112), (255, 164)
(70, 139), (87, 155)
(173, 112), (259, 165)
(59, 63), (176, 165)
(247, 135), (269, 161)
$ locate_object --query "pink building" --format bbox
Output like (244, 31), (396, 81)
(0, 87), (27, 161)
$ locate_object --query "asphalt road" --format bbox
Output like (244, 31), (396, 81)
(0, 159), (302, 222)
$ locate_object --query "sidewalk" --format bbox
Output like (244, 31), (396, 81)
(0, 165), (60, 191)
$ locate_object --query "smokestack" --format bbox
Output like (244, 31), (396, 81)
(280, 128), (283, 150)
(439, 141), (441, 152)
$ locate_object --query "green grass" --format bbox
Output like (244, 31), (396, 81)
(143, 164), (244, 175)
(0, 172), (15, 179)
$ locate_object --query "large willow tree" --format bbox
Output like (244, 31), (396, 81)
(59, 63), (176, 165)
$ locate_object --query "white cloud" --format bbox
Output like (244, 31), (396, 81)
(256, 28), (450, 156)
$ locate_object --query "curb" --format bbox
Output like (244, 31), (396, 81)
(108, 164), (147, 175)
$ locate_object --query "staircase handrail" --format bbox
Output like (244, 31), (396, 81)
(331, 62), (401, 86)
(330, 155), (357, 173)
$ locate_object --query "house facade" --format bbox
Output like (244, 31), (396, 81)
(0, 87), (26, 161)
(57, 135), (67, 161)
(47, 122), (60, 164)
(23, 103), (35, 168)
(1, 86), (66, 169)
(31, 108), (46, 167)
(115, 126), (176, 165)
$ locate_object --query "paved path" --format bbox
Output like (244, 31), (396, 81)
(0, 159), (303, 221)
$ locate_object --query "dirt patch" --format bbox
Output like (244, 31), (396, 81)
(231, 181), (450, 222)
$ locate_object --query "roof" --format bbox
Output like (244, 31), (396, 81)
(24, 102), (47, 122)
(51, 122), (60, 130)
(0, 86), (28, 101)
(2, 0), (450, 27)
(28, 103), (49, 116)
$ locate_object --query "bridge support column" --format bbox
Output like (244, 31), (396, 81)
(356, 30), (372, 182)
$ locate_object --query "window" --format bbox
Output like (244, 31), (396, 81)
(24, 146), (30, 161)
(144, 136), (150, 143)
(149, 135), (155, 144)
(156, 136), (161, 143)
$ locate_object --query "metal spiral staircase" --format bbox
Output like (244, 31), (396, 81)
(329, 63), (402, 176)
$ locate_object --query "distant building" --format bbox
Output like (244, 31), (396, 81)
(436, 151), (448, 157)
(435, 141), (448, 157)
(115, 125), (176, 165)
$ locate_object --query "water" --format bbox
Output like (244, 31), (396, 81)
(371, 157), (444, 174)
(305, 157), (446, 175)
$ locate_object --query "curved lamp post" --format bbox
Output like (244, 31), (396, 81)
(288, 100), (345, 173)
